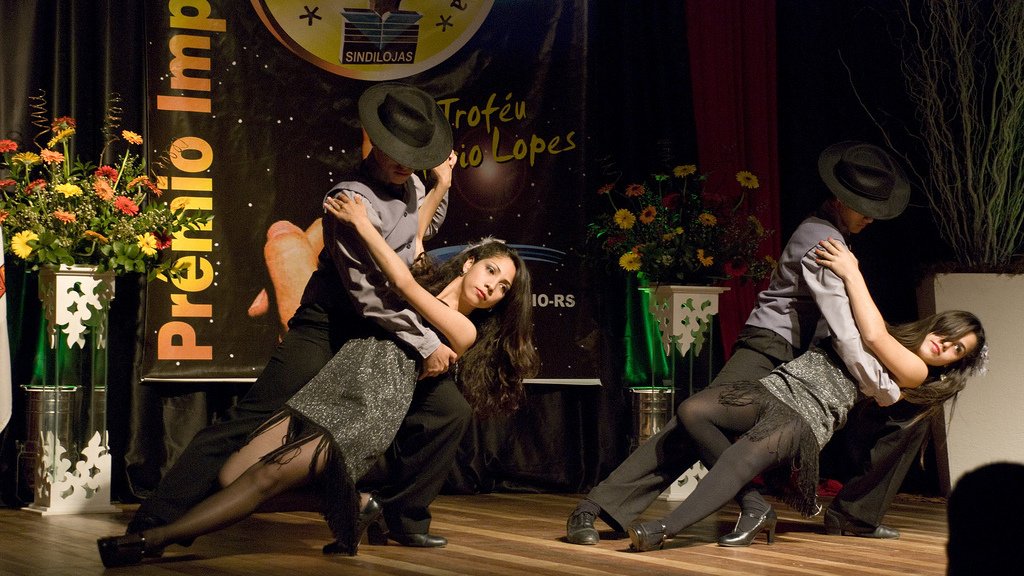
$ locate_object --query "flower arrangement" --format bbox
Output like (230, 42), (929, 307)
(587, 165), (775, 286)
(0, 112), (210, 279)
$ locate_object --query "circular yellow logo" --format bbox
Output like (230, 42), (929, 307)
(251, 0), (494, 80)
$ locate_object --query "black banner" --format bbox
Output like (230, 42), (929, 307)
(141, 0), (596, 383)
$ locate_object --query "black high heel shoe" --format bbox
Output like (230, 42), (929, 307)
(718, 507), (777, 547)
(360, 496), (390, 546)
(97, 533), (149, 568)
(323, 496), (387, 554)
(365, 517), (389, 545)
(628, 520), (666, 552)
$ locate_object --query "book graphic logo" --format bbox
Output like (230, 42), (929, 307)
(341, 8), (420, 64)
(251, 1), (494, 81)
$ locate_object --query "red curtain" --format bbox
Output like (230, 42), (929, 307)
(685, 0), (781, 357)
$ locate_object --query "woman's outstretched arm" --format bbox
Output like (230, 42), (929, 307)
(325, 194), (476, 355)
(816, 238), (927, 388)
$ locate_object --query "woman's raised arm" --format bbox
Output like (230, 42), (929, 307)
(325, 194), (476, 355)
(816, 238), (928, 388)
(418, 151), (458, 249)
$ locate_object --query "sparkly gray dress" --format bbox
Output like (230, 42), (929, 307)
(720, 344), (858, 516)
(253, 335), (418, 550)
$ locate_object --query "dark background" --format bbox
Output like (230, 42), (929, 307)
(1, 0), (951, 506)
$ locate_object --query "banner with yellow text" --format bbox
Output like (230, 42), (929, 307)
(141, 0), (595, 383)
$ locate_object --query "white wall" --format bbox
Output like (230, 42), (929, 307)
(920, 274), (1024, 490)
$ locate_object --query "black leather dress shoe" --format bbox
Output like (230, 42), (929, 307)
(387, 533), (448, 547)
(824, 507), (900, 539)
(566, 509), (599, 545)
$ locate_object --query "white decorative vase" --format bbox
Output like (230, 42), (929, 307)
(641, 284), (730, 358)
(639, 284), (728, 501)
(22, 264), (118, 514)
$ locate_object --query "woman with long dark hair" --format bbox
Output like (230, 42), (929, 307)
(97, 194), (538, 566)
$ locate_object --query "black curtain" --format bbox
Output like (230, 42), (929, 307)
(0, 0), (151, 506)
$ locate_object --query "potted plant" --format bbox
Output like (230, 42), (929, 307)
(883, 0), (1024, 490)
(0, 101), (211, 513)
(586, 164), (774, 458)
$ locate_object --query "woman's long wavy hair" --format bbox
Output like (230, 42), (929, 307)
(414, 238), (540, 417)
(887, 310), (986, 419)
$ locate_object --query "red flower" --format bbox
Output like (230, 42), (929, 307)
(605, 234), (627, 247)
(661, 193), (681, 210)
(625, 183), (645, 197)
(0, 140), (17, 153)
(597, 183), (614, 195)
(0, 179), (16, 188)
(154, 231), (174, 249)
(51, 116), (76, 131)
(113, 196), (139, 216)
(27, 179), (47, 194)
(141, 178), (162, 196)
(95, 165), (119, 180)
(724, 258), (748, 278)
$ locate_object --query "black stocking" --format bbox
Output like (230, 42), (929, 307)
(140, 439), (323, 552)
(662, 386), (801, 537)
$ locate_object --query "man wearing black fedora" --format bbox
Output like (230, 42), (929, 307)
(126, 82), (462, 549)
(567, 140), (918, 546)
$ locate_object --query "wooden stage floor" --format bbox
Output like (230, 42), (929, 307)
(0, 492), (950, 575)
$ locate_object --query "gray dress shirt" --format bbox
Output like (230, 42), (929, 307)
(745, 216), (900, 406)
(300, 157), (448, 360)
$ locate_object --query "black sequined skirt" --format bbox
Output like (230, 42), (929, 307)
(251, 336), (418, 549)
(715, 347), (857, 517)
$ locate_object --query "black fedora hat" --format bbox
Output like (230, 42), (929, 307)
(358, 83), (453, 171)
(818, 141), (910, 220)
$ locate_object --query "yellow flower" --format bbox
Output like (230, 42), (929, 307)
(56, 183), (83, 197)
(619, 251), (642, 271)
(736, 171), (759, 189)
(639, 206), (657, 224)
(765, 255), (778, 268)
(11, 230), (38, 259)
(613, 208), (636, 229)
(675, 227), (684, 235)
(699, 213), (717, 226)
(674, 164), (697, 177)
(662, 232), (676, 241)
(47, 128), (75, 148)
(748, 215), (765, 235)
(170, 197), (191, 211)
(697, 249), (714, 267)
(11, 152), (40, 167)
(137, 233), (158, 257)
(122, 130), (143, 145)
